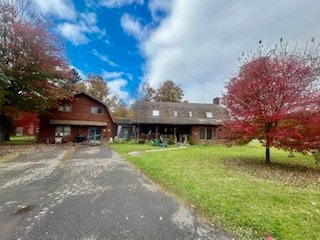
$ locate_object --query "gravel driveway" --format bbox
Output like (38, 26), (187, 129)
(0, 144), (234, 240)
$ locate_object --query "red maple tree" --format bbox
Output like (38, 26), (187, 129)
(0, 1), (74, 142)
(223, 41), (320, 163)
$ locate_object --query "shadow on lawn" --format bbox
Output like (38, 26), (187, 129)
(221, 157), (320, 188)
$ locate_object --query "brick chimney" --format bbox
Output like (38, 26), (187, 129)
(213, 97), (220, 105)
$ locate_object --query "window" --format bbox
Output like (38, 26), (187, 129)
(206, 112), (213, 118)
(152, 110), (160, 117)
(188, 111), (193, 117)
(173, 110), (178, 117)
(199, 128), (213, 140)
(91, 107), (103, 114)
(58, 104), (71, 112)
(199, 128), (206, 140)
(207, 128), (213, 140)
(56, 126), (71, 136)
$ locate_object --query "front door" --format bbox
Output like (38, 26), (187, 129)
(88, 127), (101, 141)
(176, 126), (191, 142)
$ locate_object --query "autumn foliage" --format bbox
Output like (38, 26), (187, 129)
(0, 1), (74, 142)
(223, 41), (320, 163)
(140, 80), (184, 102)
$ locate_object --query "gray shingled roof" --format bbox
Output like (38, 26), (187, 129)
(114, 118), (132, 125)
(132, 101), (229, 125)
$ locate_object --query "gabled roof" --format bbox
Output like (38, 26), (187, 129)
(132, 101), (229, 125)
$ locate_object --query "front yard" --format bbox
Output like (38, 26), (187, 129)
(110, 142), (320, 240)
(0, 136), (38, 162)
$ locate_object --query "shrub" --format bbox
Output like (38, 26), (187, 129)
(312, 150), (320, 164)
(188, 137), (194, 145)
(167, 135), (175, 145)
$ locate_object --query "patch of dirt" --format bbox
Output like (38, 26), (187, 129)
(0, 144), (57, 162)
(221, 157), (320, 189)
(1, 145), (33, 162)
(14, 204), (36, 215)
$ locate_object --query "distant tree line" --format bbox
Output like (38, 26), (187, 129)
(72, 75), (185, 118)
(139, 80), (184, 102)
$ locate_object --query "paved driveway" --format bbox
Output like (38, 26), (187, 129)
(0, 145), (234, 240)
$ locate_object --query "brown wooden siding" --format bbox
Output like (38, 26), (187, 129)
(48, 94), (111, 123)
(38, 93), (115, 143)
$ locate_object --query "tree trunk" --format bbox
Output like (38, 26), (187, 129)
(264, 122), (272, 164)
(265, 145), (271, 164)
(0, 114), (10, 144)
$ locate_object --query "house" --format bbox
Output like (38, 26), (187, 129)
(130, 100), (229, 144)
(38, 92), (116, 143)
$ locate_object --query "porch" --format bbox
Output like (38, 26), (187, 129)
(135, 124), (191, 144)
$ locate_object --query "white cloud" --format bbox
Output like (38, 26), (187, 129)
(91, 49), (118, 67)
(85, 0), (98, 8)
(57, 12), (106, 45)
(120, 13), (148, 41)
(108, 78), (129, 100)
(148, 0), (171, 22)
(101, 71), (124, 79)
(80, 12), (97, 26)
(99, 0), (143, 8)
(101, 71), (134, 102)
(34, 0), (76, 20)
(142, 0), (320, 103)
(57, 22), (89, 45)
(34, 0), (106, 46)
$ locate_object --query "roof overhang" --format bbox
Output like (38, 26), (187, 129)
(131, 117), (223, 125)
(49, 119), (108, 126)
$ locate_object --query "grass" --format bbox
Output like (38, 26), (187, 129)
(110, 141), (157, 152)
(109, 141), (320, 240)
(3, 135), (37, 145)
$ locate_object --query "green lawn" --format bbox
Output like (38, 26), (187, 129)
(109, 142), (320, 240)
(4, 135), (37, 145)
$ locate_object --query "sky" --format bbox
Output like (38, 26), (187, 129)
(32, 0), (320, 104)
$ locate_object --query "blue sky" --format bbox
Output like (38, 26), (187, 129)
(32, 0), (320, 104)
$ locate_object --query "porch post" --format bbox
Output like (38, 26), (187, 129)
(136, 125), (140, 142)
(173, 127), (177, 144)
(155, 126), (158, 139)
